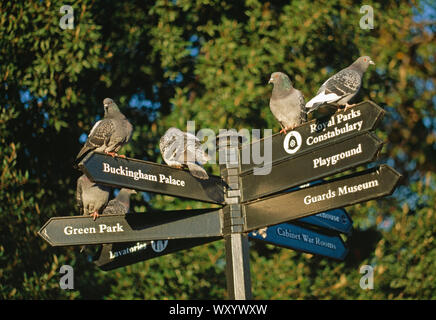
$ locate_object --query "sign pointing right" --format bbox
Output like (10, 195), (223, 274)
(240, 101), (385, 175)
(249, 223), (348, 260)
(297, 208), (352, 235)
(243, 165), (401, 232)
(241, 132), (383, 202)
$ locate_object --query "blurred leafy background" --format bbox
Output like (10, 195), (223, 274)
(0, 0), (435, 299)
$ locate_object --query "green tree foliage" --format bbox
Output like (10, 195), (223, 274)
(0, 0), (434, 299)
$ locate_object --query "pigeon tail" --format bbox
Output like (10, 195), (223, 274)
(186, 162), (209, 180)
(306, 102), (323, 114)
(75, 145), (94, 164)
(305, 91), (341, 113)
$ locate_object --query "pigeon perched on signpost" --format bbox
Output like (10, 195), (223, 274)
(76, 174), (110, 221)
(159, 127), (210, 180)
(268, 72), (306, 134)
(305, 56), (375, 114)
(75, 98), (133, 163)
(103, 188), (137, 215)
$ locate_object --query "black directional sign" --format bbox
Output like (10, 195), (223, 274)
(239, 101), (385, 175)
(241, 132), (383, 201)
(297, 208), (352, 235)
(38, 209), (222, 246)
(78, 152), (224, 204)
(94, 237), (221, 271)
(243, 165), (401, 232)
(249, 223), (348, 260)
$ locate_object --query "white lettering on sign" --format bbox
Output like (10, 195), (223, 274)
(304, 189), (336, 205)
(277, 227), (301, 240)
(63, 223), (124, 235)
(315, 211), (340, 223)
(64, 226), (96, 235)
(102, 163), (186, 187)
(99, 223), (124, 233)
(303, 179), (379, 206)
(109, 242), (148, 259)
(338, 179), (379, 195)
(276, 227), (337, 250)
(315, 237), (336, 249)
(313, 143), (363, 168)
(159, 174), (185, 186)
(306, 109), (363, 147)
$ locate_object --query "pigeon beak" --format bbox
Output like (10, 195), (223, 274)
(369, 60), (375, 65)
(268, 78), (273, 84)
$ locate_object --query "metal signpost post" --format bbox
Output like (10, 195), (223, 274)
(218, 132), (252, 300)
(38, 101), (401, 300)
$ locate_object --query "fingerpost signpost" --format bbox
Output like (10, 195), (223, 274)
(39, 101), (401, 300)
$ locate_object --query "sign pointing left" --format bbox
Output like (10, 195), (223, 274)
(78, 152), (224, 204)
(94, 237), (221, 271)
(38, 209), (222, 246)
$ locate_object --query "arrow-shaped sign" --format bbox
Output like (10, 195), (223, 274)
(78, 152), (225, 204)
(249, 223), (348, 260)
(94, 237), (221, 271)
(239, 101), (385, 175)
(241, 132), (383, 202)
(243, 165), (401, 232)
(38, 208), (222, 247)
(297, 208), (352, 235)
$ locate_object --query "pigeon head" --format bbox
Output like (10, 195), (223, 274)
(115, 188), (136, 200)
(103, 98), (120, 115)
(268, 72), (293, 90)
(352, 56), (375, 72)
(121, 188), (137, 195)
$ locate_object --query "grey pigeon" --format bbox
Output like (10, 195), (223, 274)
(268, 72), (306, 133)
(75, 98), (133, 162)
(103, 188), (136, 215)
(91, 189), (137, 256)
(159, 127), (210, 180)
(305, 56), (375, 113)
(76, 174), (110, 220)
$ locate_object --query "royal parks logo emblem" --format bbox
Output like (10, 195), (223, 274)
(283, 131), (302, 154)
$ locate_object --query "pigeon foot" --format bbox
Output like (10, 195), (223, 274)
(90, 212), (99, 221)
(343, 103), (357, 112)
(170, 164), (184, 169)
(105, 151), (118, 158)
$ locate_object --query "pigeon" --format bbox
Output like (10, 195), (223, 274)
(159, 127), (210, 180)
(103, 188), (137, 215)
(305, 56), (375, 113)
(75, 98), (133, 163)
(268, 72), (306, 134)
(76, 174), (110, 221)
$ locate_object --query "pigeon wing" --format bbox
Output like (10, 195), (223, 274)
(103, 199), (128, 215)
(76, 119), (115, 161)
(297, 89), (307, 123)
(86, 119), (115, 149)
(183, 132), (209, 164)
(164, 133), (183, 163)
(324, 69), (361, 97)
(76, 177), (84, 215)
